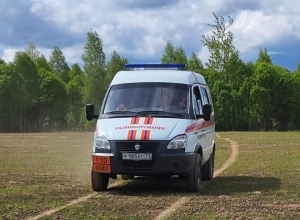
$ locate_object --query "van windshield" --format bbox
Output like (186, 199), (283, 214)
(103, 83), (189, 117)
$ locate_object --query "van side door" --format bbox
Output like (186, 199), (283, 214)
(191, 85), (210, 161)
(200, 86), (215, 160)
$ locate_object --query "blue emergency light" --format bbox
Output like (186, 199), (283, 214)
(124, 63), (186, 69)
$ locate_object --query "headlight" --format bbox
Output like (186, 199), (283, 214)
(94, 134), (110, 150)
(167, 135), (187, 149)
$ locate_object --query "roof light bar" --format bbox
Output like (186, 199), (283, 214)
(125, 63), (186, 70)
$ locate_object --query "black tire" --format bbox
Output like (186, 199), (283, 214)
(186, 153), (202, 192)
(202, 151), (215, 181)
(91, 170), (109, 192)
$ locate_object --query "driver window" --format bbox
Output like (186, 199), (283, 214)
(192, 85), (203, 117)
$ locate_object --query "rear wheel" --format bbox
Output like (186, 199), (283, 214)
(91, 170), (109, 192)
(202, 151), (215, 180)
(186, 153), (202, 192)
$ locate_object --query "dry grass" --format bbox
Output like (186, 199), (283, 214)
(38, 133), (232, 219)
(0, 132), (230, 219)
(168, 132), (300, 219)
(0, 132), (94, 219)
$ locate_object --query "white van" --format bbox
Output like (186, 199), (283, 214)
(86, 64), (215, 192)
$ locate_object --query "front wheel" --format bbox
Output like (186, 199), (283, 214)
(91, 170), (109, 192)
(186, 153), (202, 192)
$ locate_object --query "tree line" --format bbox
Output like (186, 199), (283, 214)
(1, 13), (300, 132)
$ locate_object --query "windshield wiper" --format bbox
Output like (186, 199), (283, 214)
(136, 111), (184, 117)
(105, 110), (137, 114)
(105, 110), (185, 118)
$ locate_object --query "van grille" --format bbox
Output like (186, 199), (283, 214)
(116, 141), (159, 168)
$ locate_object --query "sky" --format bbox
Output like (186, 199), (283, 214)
(1, 0), (300, 71)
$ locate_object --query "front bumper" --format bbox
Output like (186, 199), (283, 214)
(93, 140), (196, 175)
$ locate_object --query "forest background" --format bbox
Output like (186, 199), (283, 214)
(1, 13), (300, 132)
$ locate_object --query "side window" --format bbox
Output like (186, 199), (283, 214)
(193, 93), (199, 115)
(200, 87), (209, 104)
(192, 85), (203, 117)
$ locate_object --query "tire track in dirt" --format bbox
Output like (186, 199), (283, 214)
(154, 133), (239, 220)
(27, 133), (238, 220)
(26, 181), (123, 220)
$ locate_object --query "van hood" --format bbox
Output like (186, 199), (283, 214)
(96, 117), (187, 141)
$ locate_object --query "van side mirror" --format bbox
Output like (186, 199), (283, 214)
(203, 104), (212, 121)
(196, 104), (212, 121)
(86, 104), (98, 121)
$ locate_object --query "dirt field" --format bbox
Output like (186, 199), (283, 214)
(1, 132), (299, 219)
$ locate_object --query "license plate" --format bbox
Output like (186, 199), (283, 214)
(93, 156), (111, 173)
(93, 156), (110, 165)
(122, 153), (152, 161)
(93, 164), (111, 173)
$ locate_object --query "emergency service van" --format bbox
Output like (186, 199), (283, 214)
(86, 64), (215, 192)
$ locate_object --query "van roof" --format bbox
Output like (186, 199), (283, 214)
(110, 70), (206, 86)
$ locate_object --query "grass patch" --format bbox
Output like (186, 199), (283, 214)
(168, 132), (300, 219)
(0, 132), (230, 219)
(214, 135), (231, 170)
(0, 132), (94, 219)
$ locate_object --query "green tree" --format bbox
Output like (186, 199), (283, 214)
(201, 12), (238, 71)
(0, 58), (5, 65)
(174, 46), (188, 64)
(161, 41), (176, 63)
(82, 29), (106, 69)
(38, 68), (67, 131)
(256, 48), (273, 65)
(161, 42), (187, 64)
(14, 52), (40, 131)
(66, 64), (85, 130)
(106, 50), (128, 83)
(187, 52), (204, 73)
(36, 55), (52, 72)
(25, 42), (41, 63)
(250, 62), (277, 130)
(0, 62), (24, 132)
(82, 28), (106, 111)
(49, 46), (70, 82)
(271, 66), (295, 130)
(292, 67), (300, 129)
(69, 63), (83, 79)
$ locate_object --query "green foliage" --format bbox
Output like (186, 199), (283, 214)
(0, 63), (24, 131)
(256, 48), (273, 65)
(39, 68), (67, 131)
(174, 46), (188, 64)
(69, 63), (83, 79)
(161, 41), (176, 63)
(82, 28), (106, 112)
(106, 50), (128, 83)
(66, 73), (84, 130)
(25, 42), (41, 63)
(37, 55), (52, 71)
(82, 29), (106, 69)
(1, 19), (300, 132)
(0, 58), (6, 65)
(187, 52), (204, 73)
(161, 41), (188, 64)
(201, 12), (238, 71)
(49, 46), (70, 82)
